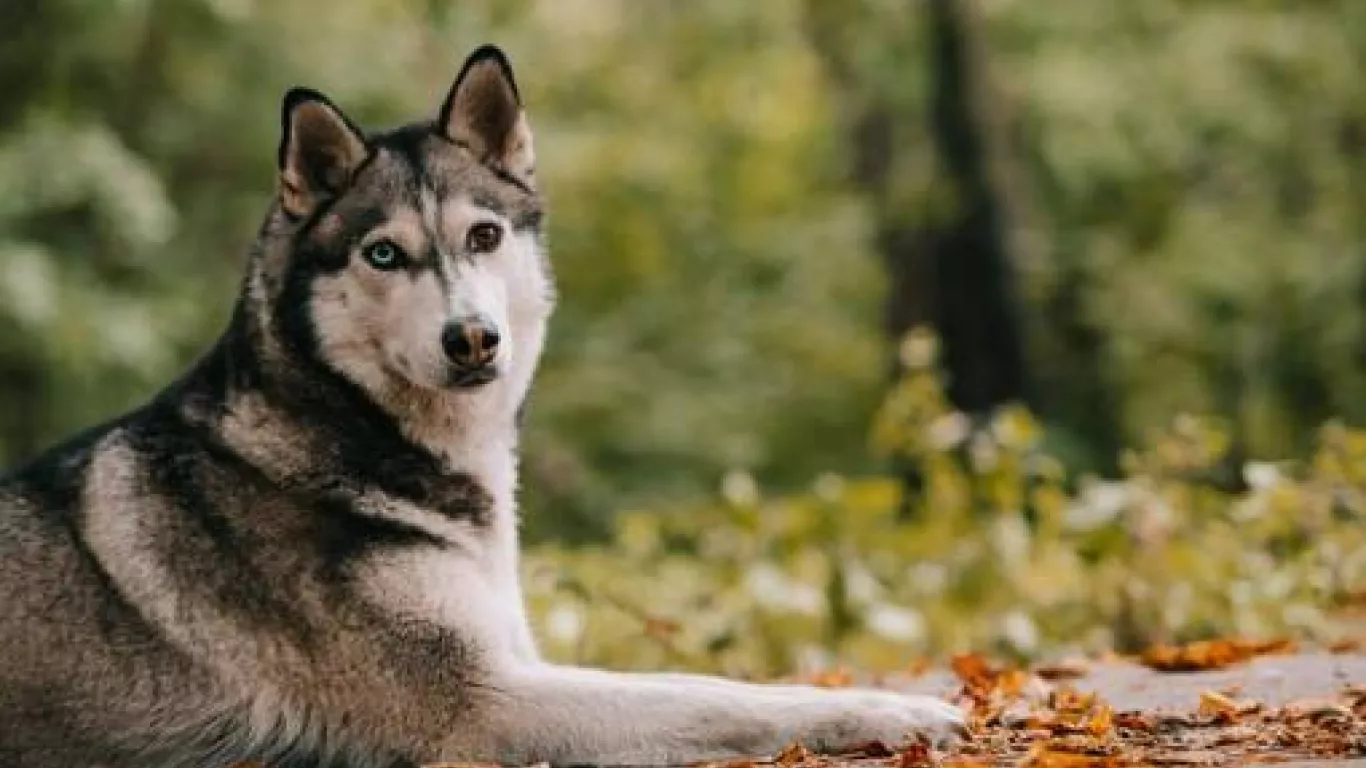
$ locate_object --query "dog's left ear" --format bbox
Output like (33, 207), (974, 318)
(440, 45), (535, 188)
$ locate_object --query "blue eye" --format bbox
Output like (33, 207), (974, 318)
(363, 240), (404, 270)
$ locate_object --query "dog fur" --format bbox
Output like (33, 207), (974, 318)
(0, 45), (962, 768)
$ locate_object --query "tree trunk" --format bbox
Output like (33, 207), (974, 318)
(806, 0), (1028, 411)
(917, 0), (1027, 411)
(806, 0), (1028, 513)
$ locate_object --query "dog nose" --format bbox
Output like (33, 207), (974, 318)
(442, 316), (500, 368)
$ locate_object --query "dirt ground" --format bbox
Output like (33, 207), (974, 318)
(871, 649), (1366, 767)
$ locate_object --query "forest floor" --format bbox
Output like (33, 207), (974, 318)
(778, 643), (1366, 768)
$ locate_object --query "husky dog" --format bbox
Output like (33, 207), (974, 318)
(0, 46), (963, 768)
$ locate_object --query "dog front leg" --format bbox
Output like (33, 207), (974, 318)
(453, 664), (963, 767)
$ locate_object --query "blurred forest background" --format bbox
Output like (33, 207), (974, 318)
(3, 0), (1365, 670)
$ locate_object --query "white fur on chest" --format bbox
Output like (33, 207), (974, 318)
(360, 533), (537, 663)
(358, 432), (539, 663)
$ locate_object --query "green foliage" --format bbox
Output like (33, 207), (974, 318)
(524, 329), (1366, 676)
(2, 2), (1365, 540)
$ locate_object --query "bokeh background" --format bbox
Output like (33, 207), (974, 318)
(3, 1), (1365, 675)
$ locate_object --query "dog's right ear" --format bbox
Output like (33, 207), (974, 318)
(277, 88), (368, 219)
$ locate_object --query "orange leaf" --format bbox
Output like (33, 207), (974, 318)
(1085, 704), (1114, 737)
(895, 741), (935, 768)
(776, 741), (813, 768)
(951, 653), (994, 685)
(1140, 638), (1295, 672)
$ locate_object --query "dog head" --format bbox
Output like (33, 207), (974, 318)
(253, 46), (552, 414)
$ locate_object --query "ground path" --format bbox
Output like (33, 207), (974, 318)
(881, 650), (1366, 766)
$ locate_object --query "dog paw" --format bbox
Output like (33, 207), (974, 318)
(777, 689), (966, 752)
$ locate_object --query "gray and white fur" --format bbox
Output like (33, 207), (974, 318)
(0, 45), (963, 768)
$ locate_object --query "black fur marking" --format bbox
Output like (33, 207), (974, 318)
(129, 402), (314, 645)
(1, 421), (103, 500)
(376, 123), (434, 173)
(277, 245), (327, 365)
(489, 164), (535, 197)
(314, 497), (450, 584)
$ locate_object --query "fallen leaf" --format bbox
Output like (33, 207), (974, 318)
(1001, 669), (1033, 698)
(1328, 638), (1363, 654)
(1050, 687), (1096, 715)
(775, 742), (813, 768)
(896, 740), (935, 768)
(1086, 704), (1114, 736)
(1198, 690), (1240, 719)
(1140, 638), (1295, 672)
(952, 653), (994, 686)
(806, 667), (854, 688)
(1112, 711), (1154, 731)
(1035, 659), (1090, 681)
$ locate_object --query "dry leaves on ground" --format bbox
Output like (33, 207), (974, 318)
(936, 653), (1366, 767)
(732, 652), (1365, 768)
(1137, 638), (1296, 672)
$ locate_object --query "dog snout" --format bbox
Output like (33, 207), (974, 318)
(442, 315), (501, 368)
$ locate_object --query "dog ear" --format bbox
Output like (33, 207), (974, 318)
(439, 45), (535, 187)
(277, 88), (368, 219)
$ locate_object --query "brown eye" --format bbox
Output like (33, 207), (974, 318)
(466, 222), (502, 253)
